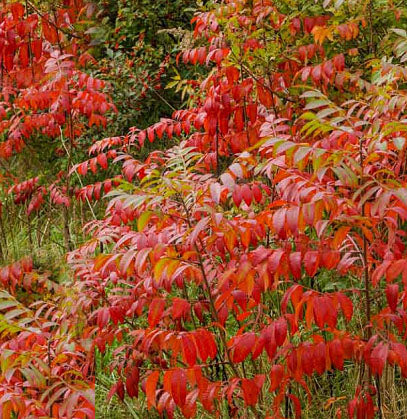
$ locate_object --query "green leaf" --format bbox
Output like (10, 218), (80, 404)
(304, 99), (330, 110)
(392, 28), (407, 38)
(394, 188), (407, 206)
(300, 90), (325, 98)
(393, 137), (406, 150)
(137, 211), (153, 232)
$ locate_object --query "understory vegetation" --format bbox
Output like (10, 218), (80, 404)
(1, 0), (407, 418)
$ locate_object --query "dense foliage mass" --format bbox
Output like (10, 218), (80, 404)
(1, 0), (407, 418)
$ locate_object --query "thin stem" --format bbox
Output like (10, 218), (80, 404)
(376, 374), (383, 419)
(368, 0), (375, 55)
(215, 125), (220, 177)
(179, 195), (240, 378)
(359, 137), (371, 339)
(26, 1), (82, 40)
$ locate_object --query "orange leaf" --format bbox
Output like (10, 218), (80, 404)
(336, 293), (353, 321)
(146, 371), (160, 409)
(332, 226), (351, 249)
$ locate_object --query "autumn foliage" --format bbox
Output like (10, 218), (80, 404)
(1, 0), (407, 418)
(0, 0), (107, 416)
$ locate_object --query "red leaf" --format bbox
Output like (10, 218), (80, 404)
(321, 250), (340, 269)
(287, 394), (302, 418)
(386, 260), (405, 282)
(386, 284), (398, 312)
(302, 203), (315, 225)
(202, 329), (217, 360)
(172, 298), (190, 320)
(42, 18), (58, 43)
(304, 17), (314, 33)
(148, 298), (165, 328)
(252, 334), (266, 360)
(333, 53), (345, 71)
(268, 249), (285, 274)
(107, 382), (118, 402)
(126, 367), (140, 398)
(370, 342), (388, 376)
(31, 39), (42, 60)
(301, 343), (315, 375)
(231, 333), (256, 363)
(372, 260), (391, 286)
(11, 2), (25, 19)
(241, 184), (253, 206)
(273, 208), (286, 238)
(233, 185), (243, 207)
(77, 162), (88, 176)
(147, 127), (155, 142)
(304, 251), (320, 277)
(289, 252), (302, 280)
(195, 329), (217, 361)
(210, 183), (221, 204)
(247, 103), (258, 123)
(329, 339), (344, 370)
(225, 66), (240, 84)
(301, 66), (311, 82)
(197, 46), (207, 65)
(97, 308), (110, 329)
(182, 334), (197, 366)
(19, 43), (29, 67)
(90, 157), (97, 174)
(97, 153), (108, 170)
(241, 375), (265, 406)
(313, 342), (326, 375)
(281, 284), (303, 313)
(286, 206), (300, 235)
(234, 107), (244, 131)
(4, 54), (14, 72)
(315, 296), (337, 328)
(181, 393), (197, 418)
(311, 65), (322, 82)
(116, 380), (125, 401)
(269, 364), (284, 392)
(336, 293), (353, 321)
(262, 325), (277, 359)
(252, 184), (262, 203)
(274, 318), (287, 346)
(171, 368), (187, 407)
(322, 60), (334, 79)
